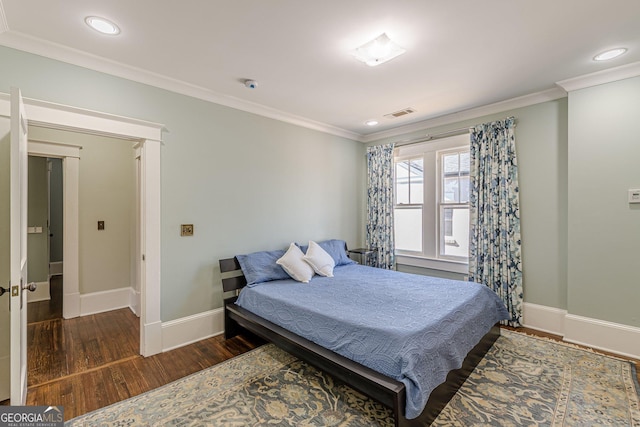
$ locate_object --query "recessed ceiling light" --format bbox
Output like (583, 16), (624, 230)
(365, 120), (379, 126)
(593, 48), (627, 61)
(85, 16), (120, 35)
(352, 33), (406, 67)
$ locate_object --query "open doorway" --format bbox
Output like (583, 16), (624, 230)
(28, 128), (140, 320)
(1, 92), (163, 404)
(49, 158), (63, 277)
(26, 132), (141, 390)
(26, 156), (62, 323)
(0, 91), (163, 358)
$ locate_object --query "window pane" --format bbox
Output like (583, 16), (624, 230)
(410, 158), (424, 204)
(441, 207), (469, 258)
(443, 208), (453, 236)
(460, 152), (470, 173)
(394, 208), (422, 252)
(443, 177), (459, 203)
(460, 176), (470, 203)
(396, 161), (409, 204)
(443, 153), (459, 175)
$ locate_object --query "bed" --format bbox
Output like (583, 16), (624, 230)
(220, 241), (509, 426)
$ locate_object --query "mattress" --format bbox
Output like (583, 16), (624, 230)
(236, 263), (509, 419)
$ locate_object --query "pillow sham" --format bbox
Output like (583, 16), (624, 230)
(236, 249), (290, 286)
(303, 240), (335, 277)
(277, 243), (315, 283)
(299, 239), (356, 266)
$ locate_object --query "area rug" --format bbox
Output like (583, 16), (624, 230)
(66, 330), (640, 426)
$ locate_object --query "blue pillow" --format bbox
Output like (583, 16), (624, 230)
(298, 239), (356, 266)
(236, 249), (290, 286)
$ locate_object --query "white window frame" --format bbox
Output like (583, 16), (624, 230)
(436, 147), (470, 262)
(393, 133), (470, 273)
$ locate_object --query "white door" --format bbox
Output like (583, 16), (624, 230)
(10, 87), (29, 405)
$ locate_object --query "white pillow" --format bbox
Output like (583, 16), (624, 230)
(303, 240), (335, 277)
(276, 243), (315, 283)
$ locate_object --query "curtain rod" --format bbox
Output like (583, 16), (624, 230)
(395, 127), (470, 147)
(394, 118), (518, 148)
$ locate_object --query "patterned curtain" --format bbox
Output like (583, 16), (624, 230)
(366, 143), (395, 269)
(468, 117), (523, 327)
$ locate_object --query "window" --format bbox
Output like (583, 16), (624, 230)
(394, 158), (423, 252)
(439, 150), (470, 259)
(393, 134), (470, 266)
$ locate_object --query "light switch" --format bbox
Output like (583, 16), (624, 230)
(629, 189), (640, 204)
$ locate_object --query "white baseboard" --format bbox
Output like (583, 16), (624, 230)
(156, 301), (640, 360)
(27, 281), (51, 303)
(564, 314), (640, 360)
(161, 308), (224, 352)
(523, 302), (640, 360)
(142, 320), (163, 357)
(49, 261), (63, 276)
(129, 288), (141, 317)
(63, 292), (80, 319)
(80, 287), (132, 316)
(523, 302), (566, 336)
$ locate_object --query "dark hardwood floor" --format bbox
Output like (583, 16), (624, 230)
(4, 278), (638, 421)
(3, 275), (263, 419)
(24, 307), (263, 420)
(27, 275), (63, 323)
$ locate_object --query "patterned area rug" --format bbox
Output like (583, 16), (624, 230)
(66, 330), (640, 426)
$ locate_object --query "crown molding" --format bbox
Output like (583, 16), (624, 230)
(0, 30), (361, 141)
(9, 28), (631, 144)
(360, 87), (567, 143)
(556, 61), (640, 92)
(0, 0), (9, 34)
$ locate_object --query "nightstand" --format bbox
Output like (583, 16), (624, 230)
(347, 248), (377, 267)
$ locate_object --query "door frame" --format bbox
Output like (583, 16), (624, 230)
(1, 92), (164, 357)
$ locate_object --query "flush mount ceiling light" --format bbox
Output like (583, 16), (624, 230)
(365, 119), (379, 126)
(593, 48), (627, 61)
(352, 33), (406, 67)
(85, 16), (120, 35)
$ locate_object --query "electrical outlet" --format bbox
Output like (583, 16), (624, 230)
(98, 221), (105, 230)
(181, 224), (194, 236)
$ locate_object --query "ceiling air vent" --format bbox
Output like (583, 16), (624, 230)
(384, 108), (416, 119)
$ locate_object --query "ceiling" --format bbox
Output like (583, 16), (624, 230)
(1, 0), (639, 141)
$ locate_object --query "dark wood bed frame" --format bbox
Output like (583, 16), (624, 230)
(220, 256), (500, 427)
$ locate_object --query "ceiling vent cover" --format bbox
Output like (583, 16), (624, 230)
(384, 108), (416, 119)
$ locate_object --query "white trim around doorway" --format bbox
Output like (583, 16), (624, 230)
(0, 92), (164, 357)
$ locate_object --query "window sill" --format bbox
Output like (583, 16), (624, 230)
(395, 254), (468, 274)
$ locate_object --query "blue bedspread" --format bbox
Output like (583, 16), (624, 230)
(236, 264), (509, 419)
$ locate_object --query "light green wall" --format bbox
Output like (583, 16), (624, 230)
(0, 46), (364, 322)
(0, 117), (10, 400)
(368, 98), (569, 310)
(567, 76), (640, 327)
(27, 156), (49, 283)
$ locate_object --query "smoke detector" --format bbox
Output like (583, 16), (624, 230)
(244, 80), (258, 89)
